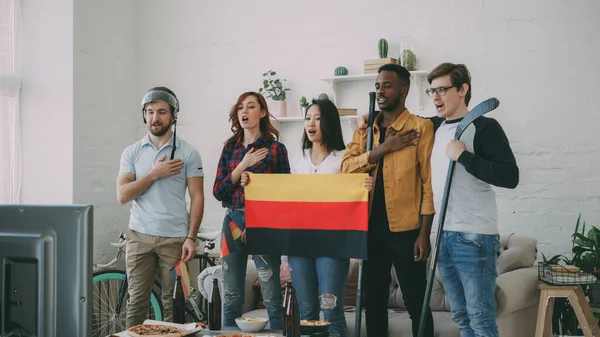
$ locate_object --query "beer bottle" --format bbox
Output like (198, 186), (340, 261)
(208, 278), (222, 330)
(287, 288), (301, 337)
(173, 275), (185, 324)
(282, 281), (293, 335)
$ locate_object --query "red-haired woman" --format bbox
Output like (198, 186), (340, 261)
(213, 91), (290, 330)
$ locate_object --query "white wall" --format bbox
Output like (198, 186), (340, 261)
(73, 0), (141, 263)
(23, 0), (599, 261)
(132, 0), (600, 258)
(20, 0), (73, 204)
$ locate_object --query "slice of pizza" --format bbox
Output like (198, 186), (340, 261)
(127, 324), (187, 337)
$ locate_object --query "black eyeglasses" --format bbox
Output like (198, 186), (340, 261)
(425, 86), (455, 97)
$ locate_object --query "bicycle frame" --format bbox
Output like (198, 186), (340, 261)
(93, 231), (220, 324)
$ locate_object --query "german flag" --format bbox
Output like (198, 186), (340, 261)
(220, 212), (245, 258)
(170, 259), (191, 299)
(245, 173), (369, 259)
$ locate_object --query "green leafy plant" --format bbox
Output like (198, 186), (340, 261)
(299, 96), (308, 108)
(259, 70), (290, 101)
(541, 214), (600, 336)
(571, 214), (600, 278)
(400, 49), (417, 70)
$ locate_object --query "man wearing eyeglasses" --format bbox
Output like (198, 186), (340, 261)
(341, 63), (436, 337)
(427, 63), (519, 337)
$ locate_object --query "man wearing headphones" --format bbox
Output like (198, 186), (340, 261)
(117, 87), (205, 327)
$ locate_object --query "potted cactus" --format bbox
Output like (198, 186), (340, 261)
(378, 38), (388, 58)
(259, 70), (291, 117)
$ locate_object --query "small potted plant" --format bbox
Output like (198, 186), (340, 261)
(399, 36), (418, 70)
(259, 70), (291, 117)
(299, 96), (309, 116)
(540, 214), (600, 336)
(570, 214), (600, 304)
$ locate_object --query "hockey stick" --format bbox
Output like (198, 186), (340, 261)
(417, 97), (500, 337)
(354, 91), (376, 337)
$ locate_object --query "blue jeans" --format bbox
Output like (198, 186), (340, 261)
(221, 209), (283, 330)
(438, 231), (500, 337)
(288, 256), (349, 337)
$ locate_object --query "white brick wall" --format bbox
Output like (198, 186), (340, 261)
(73, 0), (141, 264)
(68, 0), (600, 262)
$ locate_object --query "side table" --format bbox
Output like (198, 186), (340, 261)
(534, 283), (600, 337)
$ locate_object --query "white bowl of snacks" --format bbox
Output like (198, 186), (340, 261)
(235, 316), (268, 332)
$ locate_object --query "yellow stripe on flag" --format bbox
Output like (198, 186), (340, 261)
(171, 260), (191, 299)
(245, 173), (369, 202)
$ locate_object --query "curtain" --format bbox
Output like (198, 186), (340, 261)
(0, 0), (22, 204)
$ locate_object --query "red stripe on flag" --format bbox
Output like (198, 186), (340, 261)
(245, 200), (368, 231)
(171, 260), (190, 299)
(220, 234), (230, 258)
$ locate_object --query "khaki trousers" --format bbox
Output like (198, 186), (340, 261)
(125, 229), (185, 328)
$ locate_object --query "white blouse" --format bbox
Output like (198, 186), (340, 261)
(291, 150), (344, 175)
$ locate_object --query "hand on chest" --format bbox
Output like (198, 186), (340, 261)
(377, 128), (418, 169)
(136, 150), (186, 180)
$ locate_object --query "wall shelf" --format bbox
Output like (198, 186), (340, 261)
(320, 70), (430, 111)
(271, 115), (358, 123)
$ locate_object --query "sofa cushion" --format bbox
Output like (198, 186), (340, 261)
(497, 234), (538, 274)
(343, 234), (538, 312)
(344, 259), (361, 307)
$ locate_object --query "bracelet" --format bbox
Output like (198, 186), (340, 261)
(186, 236), (196, 242)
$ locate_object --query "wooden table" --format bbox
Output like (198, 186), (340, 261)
(535, 283), (600, 337)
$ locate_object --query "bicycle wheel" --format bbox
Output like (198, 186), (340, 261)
(92, 270), (163, 337)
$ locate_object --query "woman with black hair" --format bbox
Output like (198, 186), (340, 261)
(287, 99), (373, 337)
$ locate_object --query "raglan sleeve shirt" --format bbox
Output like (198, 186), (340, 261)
(457, 117), (519, 189)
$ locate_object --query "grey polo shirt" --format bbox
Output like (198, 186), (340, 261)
(119, 133), (204, 237)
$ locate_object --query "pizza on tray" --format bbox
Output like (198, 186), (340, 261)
(127, 324), (187, 337)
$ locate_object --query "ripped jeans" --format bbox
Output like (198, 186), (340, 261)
(288, 256), (349, 337)
(221, 209), (283, 330)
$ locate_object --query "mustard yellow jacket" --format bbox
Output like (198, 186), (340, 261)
(341, 109), (435, 232)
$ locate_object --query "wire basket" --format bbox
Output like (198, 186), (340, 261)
(538, 262), (599, 286)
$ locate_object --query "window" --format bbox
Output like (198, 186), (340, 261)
(0, 0), (22, 204)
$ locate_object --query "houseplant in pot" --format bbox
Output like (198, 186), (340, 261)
(540, 253), (581, 335)
(299, 96), (309, 116)
(258, 70), (291, 117)
(570, 214), (600, 305)
(541, 214), (600, 336)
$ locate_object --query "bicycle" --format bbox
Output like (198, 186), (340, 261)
(91, 230), (221, 337)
